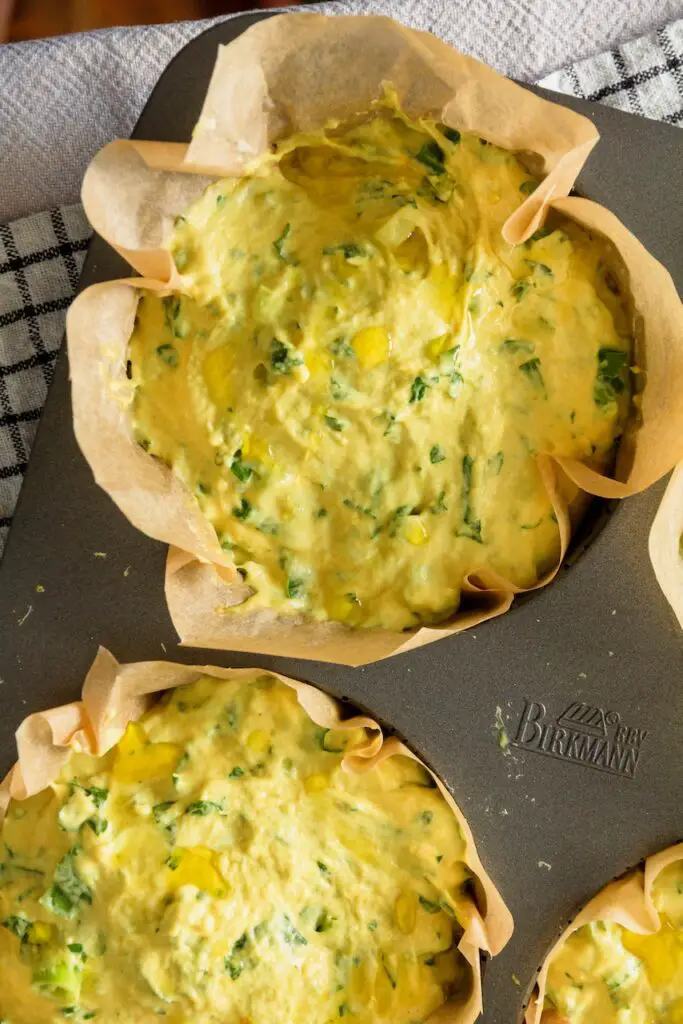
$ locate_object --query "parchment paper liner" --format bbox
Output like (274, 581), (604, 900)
(0, 648), (513, 1024)
(526, 841), (683, 1024)
(66, 12), (683, 665)
(649, 463), (683, 630)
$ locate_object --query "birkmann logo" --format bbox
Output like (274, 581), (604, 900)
(510, 700), (647, 780)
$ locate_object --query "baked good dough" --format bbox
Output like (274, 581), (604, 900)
(0, 649), (512, 1024)
(128, 96), (631, 633)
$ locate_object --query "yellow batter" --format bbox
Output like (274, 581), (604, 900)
(0, 672), (475, 1024)
(544, 861), (683, 1022)
(128, 94), (632, 631)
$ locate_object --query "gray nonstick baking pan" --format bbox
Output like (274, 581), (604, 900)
(0, 12), (682, 1023)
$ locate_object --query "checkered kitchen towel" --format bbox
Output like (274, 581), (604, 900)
(1, 16), (682, 558)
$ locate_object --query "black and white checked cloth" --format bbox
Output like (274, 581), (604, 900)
(0, 206), (91, 554)
(0, 17), (682, 559)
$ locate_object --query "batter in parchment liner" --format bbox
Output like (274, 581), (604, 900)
(66, 14), (683, 665)
(0, 649), (512, 1024)
(527, 842), (683, 1024)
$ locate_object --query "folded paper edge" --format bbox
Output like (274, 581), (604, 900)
(648, 462), (683, 629)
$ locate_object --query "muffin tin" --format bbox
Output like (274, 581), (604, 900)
(0, 12), (682, 1023)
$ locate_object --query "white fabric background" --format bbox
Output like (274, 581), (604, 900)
(1, 0), (683, 222)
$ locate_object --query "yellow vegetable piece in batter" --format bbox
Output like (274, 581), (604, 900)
(544, 861), (683, 1022)
(113, 721), (182, 784)
(166, 846), (228, 898)
(0, 672), (474, 1024)
(353, 327), (392, 369)
(395, 891), (418, 934)
(128, 95), (632, 631)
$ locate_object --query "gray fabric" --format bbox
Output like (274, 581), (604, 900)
(1, 0), (683, 223)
